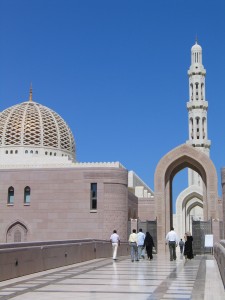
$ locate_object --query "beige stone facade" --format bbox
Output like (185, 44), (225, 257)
(0, 166), (138, 243)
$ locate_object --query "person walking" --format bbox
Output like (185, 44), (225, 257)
(110, 230), (120, 260)
(179, 238), (185, 254)
(128, 229), (138, 262)
(144, 231), (155, 260)
(184, 232), (194, 260)
(166, 227), (179, 261)
(137, 228), (145, 259)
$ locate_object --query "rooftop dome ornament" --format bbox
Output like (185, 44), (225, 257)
(29, 83), (33, 102)
(195, 34), (198, 44)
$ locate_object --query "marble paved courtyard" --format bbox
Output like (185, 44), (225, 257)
(0, 253), (224, 300)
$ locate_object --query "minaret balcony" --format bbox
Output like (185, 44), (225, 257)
(186, 101), (208, 109)
(186, 140), (211, 148)
(188, 68), (206, 76)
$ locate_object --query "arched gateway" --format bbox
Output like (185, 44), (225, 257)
(154, 144), (219, 251)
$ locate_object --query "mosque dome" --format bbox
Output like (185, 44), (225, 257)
(0, 90), (76, 162)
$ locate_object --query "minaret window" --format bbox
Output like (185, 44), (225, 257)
(190, 118), (194, 139)
(201, 83), (204, 100)
(202, 118), (206, 139)
(196, 118), (200, 139)
(195, 83), (199, 100)
(190, 83), (193, 100)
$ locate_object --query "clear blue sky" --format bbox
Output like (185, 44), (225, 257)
(0, 1), (225, 208)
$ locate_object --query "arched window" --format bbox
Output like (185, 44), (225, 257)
(30, 150), (33, 154)
(35, 150), (38, 154)
(25, 150), (28, 154)
(15, 150), (18, 154)
(8, 186), (14, 204)
(196, 117), (200, 139)
(190, 83), (193, 100)
(6, 221), (28, 243)
(24, 186), (31, 204)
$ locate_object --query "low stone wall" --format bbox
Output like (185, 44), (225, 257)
(214, 240), (225, 287)
(0, 239), (129, 281)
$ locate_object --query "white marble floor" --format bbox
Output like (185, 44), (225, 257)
(0, 254), (224, 300)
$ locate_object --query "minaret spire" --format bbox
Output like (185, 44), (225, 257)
(186, 41), (211, 186)
(195, 34), (198, 44)
(29, 83), (33, 102)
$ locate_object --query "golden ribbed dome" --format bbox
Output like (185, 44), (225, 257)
(0, 100), (76, 161)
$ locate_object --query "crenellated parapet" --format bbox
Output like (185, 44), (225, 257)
(73, 161), (125, 168)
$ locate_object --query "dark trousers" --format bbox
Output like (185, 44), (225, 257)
(169, 241), (176, 260)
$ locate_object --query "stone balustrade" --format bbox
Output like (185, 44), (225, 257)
(0, 239), (129, 281)
(214, 240), (225, 287)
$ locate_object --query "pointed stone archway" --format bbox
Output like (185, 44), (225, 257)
(154, 144), (219, 251)
(174, 186), (203, 239)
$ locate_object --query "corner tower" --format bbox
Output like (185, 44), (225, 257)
(186, 41), (211, 186)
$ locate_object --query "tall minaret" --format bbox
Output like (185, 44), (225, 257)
(186, 41), (211, 186)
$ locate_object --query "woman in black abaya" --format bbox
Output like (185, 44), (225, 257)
(184, 233), (194, 259)
(144, 231), (155, 260)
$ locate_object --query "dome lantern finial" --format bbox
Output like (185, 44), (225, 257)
(195, 34), (198, 44)
(29, 83), (33, 102)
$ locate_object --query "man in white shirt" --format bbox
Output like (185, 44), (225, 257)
(166, 227), (179, 261)
(137, 228), (145, 259)
(110, 230), (120, 260)
(128, 229), (138, 262)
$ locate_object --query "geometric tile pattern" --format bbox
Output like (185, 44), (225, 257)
(0, 254), (224, 299)
(0, 101), (75, 158)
